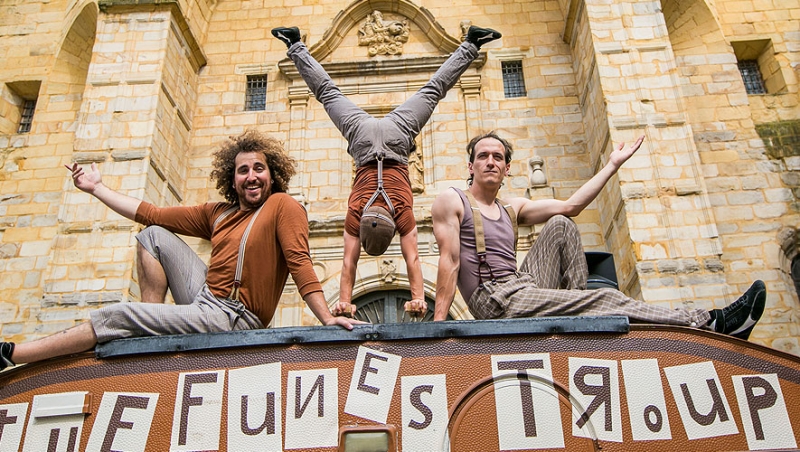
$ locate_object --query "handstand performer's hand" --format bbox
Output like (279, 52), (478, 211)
(404, 299), (427, 318)
(332, 301), (356, 318)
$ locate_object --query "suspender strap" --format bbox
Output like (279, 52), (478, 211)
(463, 191), (519, 252)
(463, 189), (519, 288)
(212, 206), (238, 233)
(228, 204), (265, 302)
(500, 199), (518, 252)
(362, 151), (395, 215)
(463, 190), (495, 286)
(463, 190), (487, 255)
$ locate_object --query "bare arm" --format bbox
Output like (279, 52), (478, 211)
(432, 189), (464, 321)
(304, 290), (365, 329)
(332, 231), (360, 317)
(515, 135), (644, 226)
(400, 227), (427, 317)
(66, 162), (141, 221)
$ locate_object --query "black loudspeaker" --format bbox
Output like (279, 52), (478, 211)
(585, 251), (619, 290)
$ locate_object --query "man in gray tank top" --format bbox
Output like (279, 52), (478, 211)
(429, 131), (767, 341)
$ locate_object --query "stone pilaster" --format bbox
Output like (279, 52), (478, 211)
(583, 0), (726, 308)
(45, 3), (202, 307)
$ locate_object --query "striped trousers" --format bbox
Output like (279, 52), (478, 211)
(467, 215), (711, 327)
(90, 226), (264, 343)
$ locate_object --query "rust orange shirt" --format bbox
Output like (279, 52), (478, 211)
(135, 193), (322, 326)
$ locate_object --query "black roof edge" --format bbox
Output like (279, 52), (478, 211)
(96, 316), (630, 359)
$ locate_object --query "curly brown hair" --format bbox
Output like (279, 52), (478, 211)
(210, 130), (297, 204)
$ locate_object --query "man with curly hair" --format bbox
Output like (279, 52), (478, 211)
(0, 130), (360, 371)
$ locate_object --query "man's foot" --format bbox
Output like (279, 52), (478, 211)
(0, 342), (15, 371)
(709, 280), (766, 340)
(466, 26), (502, 49)
(271, 26), (301, 48)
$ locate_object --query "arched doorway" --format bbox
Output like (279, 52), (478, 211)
(351, 290), (451, 323)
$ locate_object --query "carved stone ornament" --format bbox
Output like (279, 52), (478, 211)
(381, 259), (397, 283)
(409, 145), (424, 193)
(358, 10), (410, 56)
(459, 20), (472, 42)
(528, 156), (548, 187)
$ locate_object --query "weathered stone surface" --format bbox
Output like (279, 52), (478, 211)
(0, 0), (797, 353)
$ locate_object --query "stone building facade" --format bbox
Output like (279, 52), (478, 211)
(1, 0), (798, 351)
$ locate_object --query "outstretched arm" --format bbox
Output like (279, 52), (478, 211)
(432, 189), (464, 321)
(515, 135), (644, 226)
(66, 162), (141, 220)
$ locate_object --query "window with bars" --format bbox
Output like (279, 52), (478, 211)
(245, 74), (267, 111)
(351, 290), (448, 323)
(501, 60), (526, 98)
(18, 99), (36, 133)
(737, 59), (766, 95)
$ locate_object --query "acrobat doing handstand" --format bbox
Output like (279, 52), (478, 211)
(272, 24), (501, 317)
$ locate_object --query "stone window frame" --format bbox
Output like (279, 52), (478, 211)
(235, 64), (275, 112)
(3, 80), (41, 135)
(495, 52), (527, 99)
(245, 74), (268, 111)
(731, 39), (786, 95)
(500, 60), (526, 98)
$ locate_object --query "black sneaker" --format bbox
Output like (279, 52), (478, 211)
(0, 342), (15, 371)
(710, 280), (766, 340)
(466, 26), (502, 49)
(271, 27), (301, 48)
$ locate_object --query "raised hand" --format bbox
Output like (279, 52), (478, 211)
(65, 162), (102, 194)
(609, 135), (645, 168)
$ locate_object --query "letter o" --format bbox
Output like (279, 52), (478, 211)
(643, 405), (663, 432)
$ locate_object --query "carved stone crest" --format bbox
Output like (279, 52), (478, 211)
(358, 10), (410, 56)
(409, 146), (424, 193)
(381, 259), (397, 283)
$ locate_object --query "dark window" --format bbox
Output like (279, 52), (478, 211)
(351, 290), (448, 323)
(18, 99), (36, 133)
(738, 59), (766, 94)
(245, 74), (267, 111)
(792, 256), (800, 300)
(502, 60), (526, 98)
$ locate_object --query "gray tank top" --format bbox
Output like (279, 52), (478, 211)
(454, 188), (518, 301)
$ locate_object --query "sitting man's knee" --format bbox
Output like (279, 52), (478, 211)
(548, 214), (572, 225)
(545, 214), (578, 233)
(136, 225), (172, 248)
(136, 225), (174, 258)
